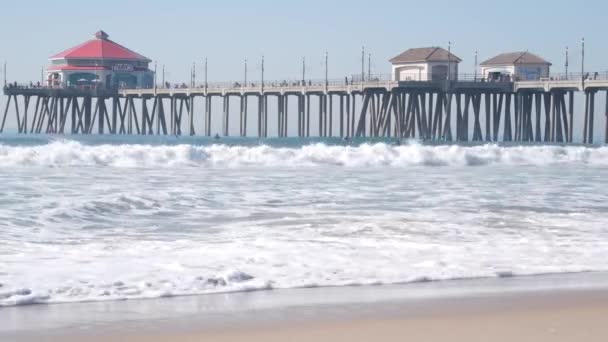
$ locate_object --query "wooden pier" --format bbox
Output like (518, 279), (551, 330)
(3, 76), (608, 143)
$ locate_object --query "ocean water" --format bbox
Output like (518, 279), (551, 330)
(1, 135), (607, 307)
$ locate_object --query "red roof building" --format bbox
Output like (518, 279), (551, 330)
(47, 31), (154, 89)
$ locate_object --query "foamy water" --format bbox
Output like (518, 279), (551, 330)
(1, 140), (608, 168)
(1, 137), (607, 306)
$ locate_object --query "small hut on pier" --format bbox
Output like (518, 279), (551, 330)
(480, 51), (551, 81)
(390, 47), (461, 82)
(47, 30), (154, 89)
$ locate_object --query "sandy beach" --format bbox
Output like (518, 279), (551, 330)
(125, 294), (608, 342)
(3, 273), (608, 342)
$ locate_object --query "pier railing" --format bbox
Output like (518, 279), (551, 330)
(6, 71), (608, 95)
(150, 73), (523, 91)
(155, 74), (396, 90)
(542, 71), (608, 81)
(3, 83), (119, 96)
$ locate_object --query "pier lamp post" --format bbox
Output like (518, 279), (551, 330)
(244, 59), (247, 88)
(162, 65), (165, 88)
(474, 50), (478, 81)
(191, 62), (196, 88)
(361, 46), (365, 82)
(368, 53), (371, 81)
(447, 41), (451, 82)
(204, 57), (208, 92)
(581, 38), (585, 86)
(154, 62), (157, 93)
(261, 56), (265, 91)
(325, 52), (329, 89)
(565, 46), (569, 79)
(302, 57), (306, 86)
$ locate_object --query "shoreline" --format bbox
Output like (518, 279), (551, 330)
(3, 271), (608, 341)
(2, 269), (605, 309)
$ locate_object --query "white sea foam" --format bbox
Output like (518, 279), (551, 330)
(0, 141), (607, 168)
(1, 140), (608, 307)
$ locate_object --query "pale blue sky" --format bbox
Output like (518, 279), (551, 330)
(1, 0), (607, 137)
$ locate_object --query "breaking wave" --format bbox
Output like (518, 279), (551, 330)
(0, 140), (607, 168)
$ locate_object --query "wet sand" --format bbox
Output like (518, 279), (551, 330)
(125, 295), (608, 342)
(4, 273), (608, 342)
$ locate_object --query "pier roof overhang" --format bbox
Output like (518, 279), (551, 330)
(390, 47), (462, 64)
(480, 52), (551, 66)
(49, 31), (151, 62)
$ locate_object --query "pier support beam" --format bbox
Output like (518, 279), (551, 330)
(277, 95), (284, 137)
(1, 95), (14, 133)
(534, 93), (541, 142)
(355, 91), (371, 137)
(240, 95), (248, 137)
(514, 93), (521, 141)
(283, 95), (288, 137)
(223, 95), (230, 136)
(328, 94), (333, 137)
(583, 92), (589, 144)
(472, 94), (482, 141)
(339, 95), (344, 138)
(157, 97), (168, 135)
(21, 96), (31, 134)
(94, 98), (109, 135)
(455, 93), (463, 141)
(605, 90), (608, 144)
(492, 93), (503, 142)
(297, 95), (303, 137)
(263, 95), (268, 138)
(306, 94), (311, 137)
(205, 96), (212, 137)
(558, 92), (569, 143)
(188, 96), (195, 136)
(141, 98), (152, 135)
(345, 94), (351, 138)
(503, 93), (512, 142)
(550, 92), (556, 142)
(583, 91), (597, 144)
(568, 91), (574, 143)
(442, 93), (452, 141)
(543, 93), (551, 142)
(589, 91), (595, 144)
(351, 93), (356, 138)
(462, 93), (470, 141)
(484, 93), (491, 141)
(319, 94), (324, 137)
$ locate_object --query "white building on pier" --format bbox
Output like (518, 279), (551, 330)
(480, 51), (551, 81)
(390, 47), (461, 82)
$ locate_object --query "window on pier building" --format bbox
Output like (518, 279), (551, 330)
(112, 73), (137, 89)
(68, 72), (99, 86)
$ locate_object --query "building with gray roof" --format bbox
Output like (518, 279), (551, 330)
(390, 47), (461, 81)
(480, 51), (551, 81)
